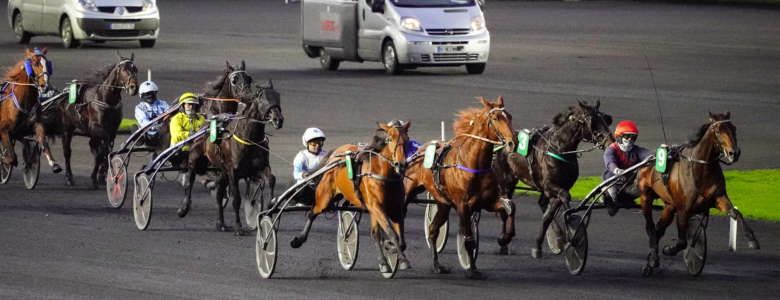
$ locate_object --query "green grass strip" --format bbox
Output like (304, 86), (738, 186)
(119, 119), (138, 132)
(516, 169), (780, 222)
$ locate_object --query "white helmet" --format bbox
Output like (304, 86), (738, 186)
(302, 127), (326, 146)
(138, 81), (158, 96)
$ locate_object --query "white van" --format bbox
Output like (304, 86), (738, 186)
(301, 0), (490, 75)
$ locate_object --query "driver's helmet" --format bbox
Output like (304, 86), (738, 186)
(614, 120), (638, 138)
(139, 81), (158, 97)
(178, 92), (200, 107)
(302, 127), (326, 147)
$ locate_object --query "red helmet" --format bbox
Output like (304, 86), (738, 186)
(614, 121), (638, 137)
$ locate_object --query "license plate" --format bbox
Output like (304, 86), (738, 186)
(436, 46), (463, 53)
(110, 23), (135, 30)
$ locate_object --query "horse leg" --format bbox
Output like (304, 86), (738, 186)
(715, 195), (760, 249)
(258, 166), (275, 211)
(370, 220), (392, 273)
(427, 202), (451, 274)
(489, 199), (516, 255)
(655, 205), (681, 256)
(0, 130), (18, 167)
(641, 192), (659, 276)
(229, 173), (251, 236)
(214, 178), (230, 232)
(369, 204), (411, 272)
(62, 129), (74, 186)
(533, 193), (563, 259)
(290, 174), (332, 248)
(663, 208), (690, 257)
(177, 167), (199, 218)
(458, 204), (482, 280)
(34, 122), (61, 173)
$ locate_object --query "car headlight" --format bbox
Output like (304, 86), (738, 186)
(143, 0), (155, 11)
(471, 16), (485, 31)
(401, 17), (422, 32)
(77, 0), (98, 12)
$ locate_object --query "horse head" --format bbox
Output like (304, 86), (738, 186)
(709, 111), (739, 164)
(477, 96), (517, 152)
(576, 100), (614, 149)
(115, 52), (138, 96)
(248, 80), (283, 129)
(24, 48), (53, 94)
(378, 120), (411, 175)
(225, 60), (254, 101)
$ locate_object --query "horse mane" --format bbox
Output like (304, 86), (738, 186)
(453, 107), (486, 136)
(203, 68), (230, 97)
(687, 112), (728, 147)
(3, 59), (29, 81)
(79, 63), (116, 85)
(358, 130), (388, 161)
(552, 106), (577, 128)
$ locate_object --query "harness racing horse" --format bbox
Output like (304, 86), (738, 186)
(637, 112), (760, 276)
(493, 101), (614, 258)
(290, 121), (412, 275)
(179, 81), (283, 234)
(44, 52), (138, 189)
(404, 96), (517, 279)
(1, 48), (62, 181)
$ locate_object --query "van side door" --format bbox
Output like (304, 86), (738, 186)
(357, 0), (386, 61)
(41, 0), (65, 34)
(20, 0), (44, 33)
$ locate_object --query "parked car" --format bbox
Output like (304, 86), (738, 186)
(7, 0), (160, 48)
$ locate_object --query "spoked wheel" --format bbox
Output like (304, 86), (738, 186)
(457, 211), (481, 270)
(106, 156), (128, 209)
(381, 232), (400, 279)
(546, 207), (565, 255)
(22, 139), (40, 190)
(0, 143), (13, 184)
(683, 214), (707, 276)
(256, 216), (278, 279)
(133, 174), (153, 230)
(424, 193), (448, 253)
(564, 214), (589, 275)
(244, 178), (265, 230)
(337, 211), (360, 270)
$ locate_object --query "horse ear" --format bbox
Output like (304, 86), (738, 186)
(725, 111), (730, 120)
(378, 122), (390, 132)
(116, 51), (124, 61)
(708, 110), (715, 122)
(25, 48), (34, 57)
(226, 61), (233, 70)
(129, 53), (134, 61)
(594, 99), (601, 110)
(404, 119), (412, 131)
(41, 47), (48, 55)
(477, 96), (490, 108)
(496, 95), (504, 107)
(578, 100), (590, 110)
(240, 60), (246, 70)
(267, 79), (273, 89)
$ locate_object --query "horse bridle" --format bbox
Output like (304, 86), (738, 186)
(485, 107), (510, 146)
(577, 109), (612, 150)
(371, 125), (409, 176)
(113, 59), (137, 91)
(23, 54), (51, 93)
(228, 70), (252, 97)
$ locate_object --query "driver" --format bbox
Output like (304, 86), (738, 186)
(602, 120), (652, 216)
(170, 93), (205, 186)
(134, 81), (170, 146)
(292, 127), (328, 206)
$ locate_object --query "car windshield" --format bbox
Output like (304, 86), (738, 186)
(390, 0), (476, 8)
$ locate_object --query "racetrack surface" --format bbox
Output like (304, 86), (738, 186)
(1, 1), (778, 299)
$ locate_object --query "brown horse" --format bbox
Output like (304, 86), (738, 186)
(637, 112), (760, 276)
(179, 81), (283, 234)
(1, 48), (61, 175)
(44, 52), (138, 189)
(404, 96), (517, 279)
(289, 121), (412, 275)
(493, 101), (614, 258)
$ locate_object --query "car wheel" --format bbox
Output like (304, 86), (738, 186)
(13, 13), (32, 44)
(319, 48), (340, 71)
(61, 18), (79, 48)
(383, 41), (403, 75)
(466, 63), (486, 75)
(139, 40), (156, 48)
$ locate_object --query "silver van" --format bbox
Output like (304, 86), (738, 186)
(301, 0), (489, 75)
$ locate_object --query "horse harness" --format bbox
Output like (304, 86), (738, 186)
(0, 81), (40, 116)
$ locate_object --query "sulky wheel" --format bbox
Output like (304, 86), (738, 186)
(22, 139), (40, 190)
(564, 214), (589, 275)
(1, 142), (13, 184)
(457, 211), (481, 270)
(256, 216), (278, 279)
(683, 214), (707, 276)
(546, 207), (565, 255)
(133, 174), (153, 230)
(337, 211), (360, 270)
(106, 156), (128, 209)
(244, 178), (265, 230)
(424, 193), (448, 253)
(380, 232), (400, 279)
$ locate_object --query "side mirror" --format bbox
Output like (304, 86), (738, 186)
(477, 0), (485, 10)
(368, 0), (384, 13)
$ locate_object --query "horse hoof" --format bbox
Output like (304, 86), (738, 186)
(290, 237), (305, 249)
(642, 266), (654, 276)
(379, 263), (392, 273)
(216, 224), (230, 232)
(235, 227), (252, 236)
(465, 270), (485, 280)
(496, 246), (509, 255)
(65, 180), (74, 186)
(52, 164), (62, 174)
(399, 258), (412, 270)
(748, 240), (760, 250)
(662, 245), (678, 257)
(431, 265), (450, 274)
(649, 253), (660, 268)
(531, 247), (542, 259)
(177, 207), (189, 218)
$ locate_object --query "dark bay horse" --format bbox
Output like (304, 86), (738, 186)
(404, 96), (517, 279)
(637, 112), (759, 276)
(493, 101), (614, 258)
(1, 48), (61, 174)
(179, 81), (283, 234)
(290, 121), (412, 275)
(44, 52), (138, 189)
